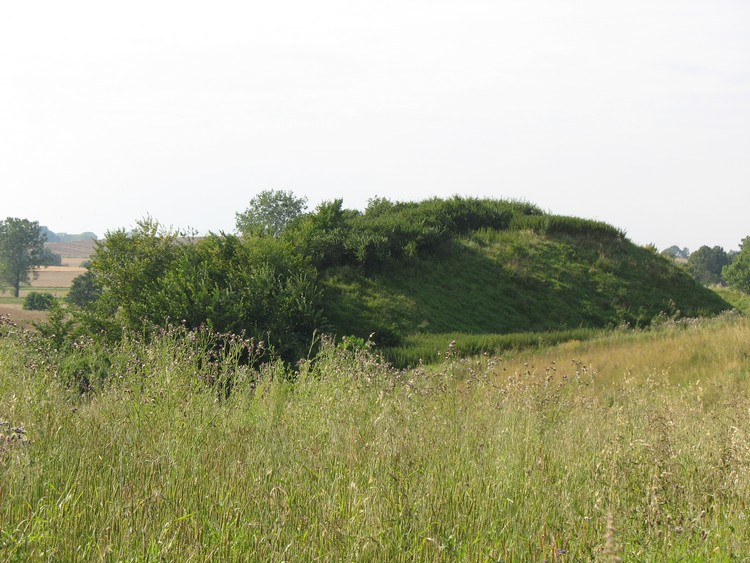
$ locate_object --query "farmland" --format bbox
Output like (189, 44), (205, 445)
(0, 240), (92, 325)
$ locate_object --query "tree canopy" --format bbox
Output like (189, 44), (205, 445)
(235, 189), (308, 238)
(686, 245), (729, 286)
(0, 217), (50, 297)
(723, 237), (750, 294)
(661, 245), (690, 260)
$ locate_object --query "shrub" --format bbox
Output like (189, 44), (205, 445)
(23, 291), (56, 311)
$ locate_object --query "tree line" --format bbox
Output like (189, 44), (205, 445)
(662, 242), (750, 291)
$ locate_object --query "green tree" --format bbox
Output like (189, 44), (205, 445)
(723, 237), (750, 293)
(66, 270), (102, 308)
(87, 217), (183, 330)
(686, 245), (729, 285)
(153, 233), (324, 360)
(661, 245), (690, 260)
(81, 218), (324, 361)
(0, 218), (51, 297)
(235, 189), (308, 238)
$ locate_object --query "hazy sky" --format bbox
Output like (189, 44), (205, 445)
(2, 1), (749, 251)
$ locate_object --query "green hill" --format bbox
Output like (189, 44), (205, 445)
(308, 199), (730, 355)
(70, 196), (731, 367)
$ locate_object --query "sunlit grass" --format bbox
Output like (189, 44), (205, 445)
(1, 312), (750, 559)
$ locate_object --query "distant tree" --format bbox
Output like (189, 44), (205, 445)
(23, 291), (56, 311)
(41, 227), (98, 243)
(686, 245), (729, 285)
(41, 248), (62, 266)
(66, 270), (102, 308)
(0, 218), (51, 297)
(236, 189), (308, 238)
(661, 245), (690, 260)
(723, 237), (750, 293)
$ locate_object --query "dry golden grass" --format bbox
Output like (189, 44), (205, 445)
(492, 315), (748, 391)
(28, 266), (86, 294)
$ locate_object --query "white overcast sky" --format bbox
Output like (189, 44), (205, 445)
(1, 1), (748, 251)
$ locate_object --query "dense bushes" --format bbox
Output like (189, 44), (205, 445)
(67, 219), (324, 363)
(286, 196), (544, 272)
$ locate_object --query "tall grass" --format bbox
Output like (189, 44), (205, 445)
(1, 313), (750, 559)
(384, 327), (601, 368)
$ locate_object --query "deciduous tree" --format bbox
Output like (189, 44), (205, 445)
(0, 218), (50, 297)
(687, 245), (729, 285)
(235, 189), (307, 238)
(723, 237), (750, 293)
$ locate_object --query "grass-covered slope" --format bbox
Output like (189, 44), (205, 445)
(321, 216), (731, 345)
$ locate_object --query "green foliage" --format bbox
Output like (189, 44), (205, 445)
(152, 233), (324, 361)
(22, 291), (56, 311)
(287, 196), (543, 272)
(41, 248), (62, 266)
(82, 219), (324, 362)
(322, 228), (729, 349)
(723, 236), (750, 293)
(41, 227), (98, 243)
(65, 198), (731, 368)
(65, 270), (102, 308)
(686, 245), (729, 285)
(0, 217), (51, 297)
(235, 189), (308, 237)
(284, 199), (356, 270)
(509, 213), (625, 239)
(87, 217), (184, 331)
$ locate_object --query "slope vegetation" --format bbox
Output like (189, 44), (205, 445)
(316, 201), (730, 348)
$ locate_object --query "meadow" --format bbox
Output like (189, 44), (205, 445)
(2, 311), (750, 560)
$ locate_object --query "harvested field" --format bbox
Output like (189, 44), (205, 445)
(45, 240), (96, 267)
(29, 266), (86, 294)
(0, 304), (47, 328)
(0, 266), (85, 298)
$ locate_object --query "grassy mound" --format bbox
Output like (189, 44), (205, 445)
(322, 219), (730, 358)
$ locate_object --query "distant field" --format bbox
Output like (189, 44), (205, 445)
(0, 264), (86, 323)
(0, 303), (47, 327)
(0, 241), (94, 302)
(27, 265), (86, 296)
(45, 240), (96, 267)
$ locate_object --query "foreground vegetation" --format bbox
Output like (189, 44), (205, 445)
(2, 311), (750, 560)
